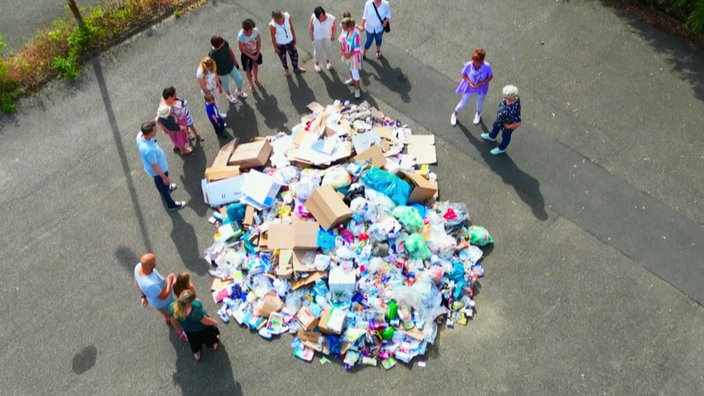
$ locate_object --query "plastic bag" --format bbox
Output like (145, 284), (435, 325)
(365, 188), (397, 220)
(322, 166), (352, 189)
(292, 173), (321, 202)
(224, 203), (246, 225)
(404, 233), (431, 260)
(426, 224), (456, 257)
(439, 202), (470, 235)
(446, 260), (467, 300)
(392, 278), (443, 324)
(360, 167), (411, 207)
(467, 225), (493, 246)
(392, 206), (423, 233)
(343, 185), (366, 205)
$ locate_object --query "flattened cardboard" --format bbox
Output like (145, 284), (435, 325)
(292, 250), (318, 273)
(351, 130), (380, 154)
(243, 205), (256, 227)
(306, 101), (325, 114)
(240, 170), (281, 210)
(276, 249), (294, 278)
(296, 306), (320, 331)
(352, 144), (386, 168)
(211, 139), (238, 168)
(304, 185), (353, 231)
(267, 222), (320, 250)
(205, 165), (241, 182)
(407, 134), (437, 165)
(399, 171), (438, 203)
(291, 271), (326, 291)
(297, 329), (323, 344)
(228, 140), (273, 168)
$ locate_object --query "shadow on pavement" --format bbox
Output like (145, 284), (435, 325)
(365, 56), (412, 103)
(252, 86), (288, 131)
(459, 123), (549, 221)
(179, 142), (208, 217)
(114, 246), (140, 275)
(227, 99), (259, 142)
(93, 59), (153, 251)
(169, 212), (206, 275)
(287, 73), (316, 115)
(169, 326), (241, 395)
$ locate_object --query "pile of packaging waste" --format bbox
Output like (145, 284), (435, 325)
(201, 100), (493, 370)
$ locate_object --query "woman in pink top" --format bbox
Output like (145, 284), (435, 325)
(339, 17), (363, 99)
(450, 48), (493, 126)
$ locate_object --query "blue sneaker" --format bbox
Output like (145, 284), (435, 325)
(481, 133), (496, 142)
(490, 147), (506, 155)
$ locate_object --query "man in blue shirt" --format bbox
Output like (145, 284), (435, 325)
(136, 121), (186, 210)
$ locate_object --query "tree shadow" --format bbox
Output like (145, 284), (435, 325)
(169, 212), (207, 275)
(252, 86), (288, 131)
(169, 329), (241, 396)
(458, 123), (549, 221)
(286, 73), (317, 116)
(364, 56), (412, 103)
(179, 142), (208, 217)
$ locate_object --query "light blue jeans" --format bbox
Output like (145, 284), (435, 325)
(219, 67), (243, 92)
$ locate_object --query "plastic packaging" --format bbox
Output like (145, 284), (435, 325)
(404, 233), (431, 260)
(392, 206), (423, 233)
(467, 225), (494, 246)
(360, 167), (411, 207)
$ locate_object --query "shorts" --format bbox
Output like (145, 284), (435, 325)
(241, 53), (263, 71)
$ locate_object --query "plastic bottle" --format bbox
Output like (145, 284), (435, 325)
(386, 299), (398, 320)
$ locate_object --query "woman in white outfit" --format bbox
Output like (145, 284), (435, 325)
(309, 6), (336, 73)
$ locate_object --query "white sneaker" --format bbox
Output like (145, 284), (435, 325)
(326, 61), (333, 70)
(219, 112), (227, 118)
(237, 89), (248, 99)
(344, 78), (354, 86)
(473, 113), (481, 125)
(314, 64), (322, 73)
(450, 112), (457, 126)
(354, 90), (361, 99)
(225, 93), (237, 104)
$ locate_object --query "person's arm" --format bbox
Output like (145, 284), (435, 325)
(157, 273), (175, 300)
(270, 25), (279, 54)
(238, 39), (247, 56)
(504, 121), (522, 130)
(255, 35), (261, 55)
(134, 280), (148, 308)
(309, 15), (315, 41)
(198, 75), (208, 93)
(289, 15), (298, 45)
(331, 18), (337, 41)
(201, 315), (219, 327)
(216, 76), (223, 93)
(150, 163), (170, 186)
(228, 45), (239, 69)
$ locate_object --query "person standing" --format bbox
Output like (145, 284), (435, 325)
(134, 253), (187, 341)
(196, 56), (226, 118)
(136, 120), (187, 210)
(340, 17), (363, 99)
(156, 104), (192, 155)
(360, 0), (390, 59)
(204, 93), (226, 137)
(450, 48), (493, 126)
(238, 18), (263, 92)
(161, 86), (202, 142)
(209, 35), (248, 104)
(481, 85), (522, 155)
(169, 289), (220, 362)
(269, 10), (307, 77)
(309, 6), (336, 73)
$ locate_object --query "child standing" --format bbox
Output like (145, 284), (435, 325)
(339, 17), (362, 99)
(204, 93), (226, 137)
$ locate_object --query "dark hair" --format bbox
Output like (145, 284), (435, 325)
(242, 18), (255, 30)
(210, 35), (224, 48)
(342, 11), (351, 18)
(162, 86), (176, 100)
(141, 121), (157, 134)
(314, 6), (326, 20)
(204, 93), (215, 102)
(272, 10), (283, 19)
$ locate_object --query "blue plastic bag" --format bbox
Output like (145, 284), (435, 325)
(360, 167), (411, 207)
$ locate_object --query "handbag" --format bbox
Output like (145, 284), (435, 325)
(372, 2), (390, 33)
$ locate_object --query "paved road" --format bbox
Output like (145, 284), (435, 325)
(1, 0), (703, 395)
(0, 0), (105, 53)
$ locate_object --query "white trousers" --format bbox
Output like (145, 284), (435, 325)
(313, 38), (333, 63)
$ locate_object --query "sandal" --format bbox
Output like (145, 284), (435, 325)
(284, 70), (291, 77)
(180, 147), (193, 155)
(193, 351), (201, 361)
(255, 80), (263, 88)
(179, 331), (188, 341)
(248, 84), (254, 92)
(376, 50), (382, 59)
(211, 342), (219, 351)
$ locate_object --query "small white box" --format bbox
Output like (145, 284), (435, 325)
(328, 266), (356, 302)
(240, 170), (282, 210)
(202, 175), (245, 207)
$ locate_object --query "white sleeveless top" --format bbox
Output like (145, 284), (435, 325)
(312, 13), (336, 40)
(270, 12), (292, 45)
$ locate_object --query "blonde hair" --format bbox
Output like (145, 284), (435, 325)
(173, 272), (192, 299)
(502, 85), (519, 100)
(172, 289), (196, 320)
(200, 56), (217, 74)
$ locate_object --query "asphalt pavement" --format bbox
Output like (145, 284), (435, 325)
(0, 0), (703, 395)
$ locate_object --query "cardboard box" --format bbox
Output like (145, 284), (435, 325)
(352, 144), (386, 168)
(292, 250), (318, 273)
(205, 165), (241, 182)
(268, 222), (319, 250)
(319, 307), (346, 335)
(291, 271), (326, 291)
(296, 307), (320, 331)
(243, 205), (257, 227)
(240, 170), (282, 210)
(211, 139), (238, 168)
(305, 185), (353, 231)
(202, 175), (246, 207)
(297, 329), (323, 344)
(328, 266), (356, 303)
(399, 171), (438, 203)
(255, 291), (284, 318)
(276, 249), (294, 278)
(228, 140), (273, 168)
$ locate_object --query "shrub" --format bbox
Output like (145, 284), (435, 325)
(0, 35), (19, 113)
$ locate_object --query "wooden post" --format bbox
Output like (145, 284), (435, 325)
(67, 0), (85, 27)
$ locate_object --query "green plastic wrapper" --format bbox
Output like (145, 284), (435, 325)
(405, 233), (431, 260)
(392, 206), (424, 233)
(467, 225), (494, 246)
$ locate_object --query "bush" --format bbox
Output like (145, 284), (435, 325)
(0, 35), (19, 113)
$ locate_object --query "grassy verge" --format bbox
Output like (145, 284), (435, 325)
(0, 0), (204, 113)
(626, 0), (704, 35)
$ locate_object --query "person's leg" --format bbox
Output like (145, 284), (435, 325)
(313, 39), (323, 66)
(277, 44), (290, 74)
(363, 30), (374, 56)
(153, 172), (177, 208)
(489, 120), (501, 139)
(186, 331), (202, 360)
(219, 73), (232, 97)
(322, 39), (333, 67)
(498, 128), (513, 150)
(476, 94), (486, 115)
(375, 31), (384, 57)
(288, 42), (305, 72)
(351, 67), (361, 98)
(227, 68), (246, 97)
(253, 53), (262, 85)
(454, 93), (472, 114)
(241, 53), (254, 91)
